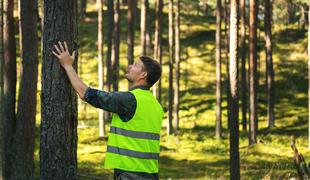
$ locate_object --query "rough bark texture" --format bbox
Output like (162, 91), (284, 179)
(112, 0), (120, 91)
(168, 0), (174, 135)
(127, 0), (136, 66)
(11, 0), (38, 178)
(249, 0), (258, 145)
(3, 0), (16, 178)
(97, 0), (105, 138)
(229, 0), (240, 179)
(215, 0), (222, 138)
(173, 0), (180, 131)
(0, 0), (4, 177)
(140, 0), (147, 56)
(153, 0), (163, 103)
(265, 0), (274, 128)
(40, 0), (78, 178)
(240, 0), (247, 131)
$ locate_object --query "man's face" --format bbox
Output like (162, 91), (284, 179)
(125, 60), (147, 83)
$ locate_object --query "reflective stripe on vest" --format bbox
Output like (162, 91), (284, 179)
(107, 145), (160, 160)
(110, 126), (160, 140)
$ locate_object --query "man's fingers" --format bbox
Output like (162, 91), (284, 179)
(52, 51), (60, 59)
(54, 45), (61, 54)
(71, 50), (76, 60)
(58, 41), (65, 52)
(64, 41), (69, 52)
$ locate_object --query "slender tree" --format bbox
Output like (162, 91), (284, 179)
(240, 0), (247, 131)
(249, 0), (258, 145)
(308, 0), (310, 149)
(173, 0), (180, 131)
(97, 0), (105, 138)
(215, 0), (222, 138)
(81, 0), (87, 18)
(145, 0), (151, 56)
(127, 0), (136, 66)
(3, 0), (16, 177)
(40, 0), (78, 178)
(168, 0), (174, 135)
(105, 0), (114, 92)
(140, 0), (147, 55)
(11, 0), (39, 178)
(0, 0), (4, 177)
(112, 0), (120, 91)
(229, 0), (240, 179)
(153, 0), (163, 102)
(265, 0), (274, 128)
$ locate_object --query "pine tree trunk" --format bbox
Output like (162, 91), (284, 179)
(229, 0), (240, 179)
(240, 0), (247, 131)
(0, 0), (4, 177)
(81, 0), (87, 18)
(3, 0), (16, 178)
(153, 0), (163, 103)
(168, 0), (174, 135)
(224, 0), (230, 128)
(105, 0), (113, 92)
(40, 0), (78, 178)
(249, 0), (258, 145)
(173, 0), (180, 131)
(127, 0), (136, 67)
(265, 0), (274, 128)
(215, 0), (222, 138)
(112, 0), (120, 91)
(308, 0), (310, 150)
(11, 0), (38, 178)
(140, 0), (147, 55)
(97, 0), (105, 138)
(145, 0), (151, 56)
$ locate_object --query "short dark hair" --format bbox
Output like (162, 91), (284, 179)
(139, 56), (162, 87)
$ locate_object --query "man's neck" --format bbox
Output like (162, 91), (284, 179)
(129, 83), (150, 91)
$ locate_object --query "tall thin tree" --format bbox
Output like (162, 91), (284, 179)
(0, 0), (4, 177)
(11, 0), (39, 178)
(240, 0), (247, 131)
(3, 0), (16, 177)
(40, 0), (78, 178)
(308, 0), (310, 149)
(215, 0), (222, 138)
(106, 0), (114, 92)
(112, 0), (120, 91)
(153, 0), (163, 102)
(229, 0), (240, 178)
(249, 0), (258, 145)
(140, 0), (147, 55)
(168, 0), (174, 135)
(127, 0), (136, 66)
(97, 0), (105, 138)
(265, 0), (274, 128)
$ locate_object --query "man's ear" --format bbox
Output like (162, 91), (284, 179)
(140, 71), (147, 79)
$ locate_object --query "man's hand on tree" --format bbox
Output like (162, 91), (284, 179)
(52, 41), (76, 70)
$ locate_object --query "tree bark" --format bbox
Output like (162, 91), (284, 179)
(140, 0), (147, 56)
(249, 0), (258, 145)
(240, 0), (247, 131)
(173, 0), (180, 131)
(229, 0), (240, 179)
(127, 0), (136, 65)
(11, 0), (38, 178)
(3, 0), (16, 178)
(105, 0), (113, 92)
(0, 0), (4, 177)
(265, 0), (274, 128)
(168, 0), (174, 135)
(40, 0), (78, 178)
(224, 0), (230, 128)
(153, 0), (163, 103)
(97, 0), (105, 138)
(215, 0), (222, 138)
(308, 0), (310, 150)
(112, 0), (120, 91)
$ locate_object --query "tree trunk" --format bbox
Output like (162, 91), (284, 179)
(168, 0), (174, 135)
(215, 0), (222, 138)
(229, 0), (240, 179)
(173, 0), (180, 131)
(81, 0), (87, 18)
(0, 0), (4, 177)
(308, 0), (310, 150)
(40, 0), (78, 178)
(299, 5), (305, 30)
(127, 0), (136, 65)
(224, 0), (230, 128)
(140, 0), (147, 56)
(240, 0), (247, 131)
(265, 0), (274, 128)
(97, 0), (105, 138)
(249, 0), (258, 145)
(145, 0), (151, 56)
(105, 0), (113, 92)
(153, 0), (163, 103)
(112, 0), (120, 91)
(3, 0), (16, 178)
(11, 0), (38, 178)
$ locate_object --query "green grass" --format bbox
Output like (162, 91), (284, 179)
(29, 1), (310, 179)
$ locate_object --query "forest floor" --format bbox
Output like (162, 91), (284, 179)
(31, 2), (310, 180)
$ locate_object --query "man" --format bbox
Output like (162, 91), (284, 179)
(52, 41), (164, 180)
